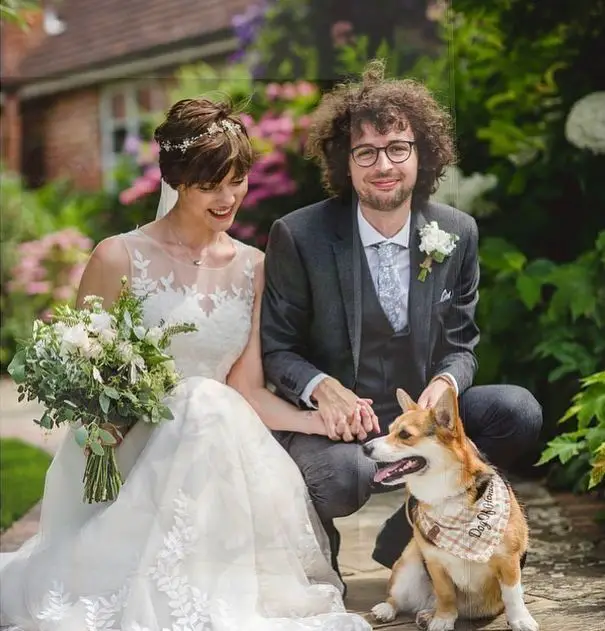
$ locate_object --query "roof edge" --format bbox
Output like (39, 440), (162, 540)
(15, 35), (238, 100)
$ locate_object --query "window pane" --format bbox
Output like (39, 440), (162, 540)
(137, 86), (153, 113)
(113, 127), (128, 153)
(111, 92), (126, 119)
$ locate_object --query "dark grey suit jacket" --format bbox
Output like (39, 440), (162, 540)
(260, 195), (480, 408)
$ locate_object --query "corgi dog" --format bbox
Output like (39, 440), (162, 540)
(363, 386), (538, 631)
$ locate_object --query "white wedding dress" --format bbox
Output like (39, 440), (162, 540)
(0, 230), (371, 631)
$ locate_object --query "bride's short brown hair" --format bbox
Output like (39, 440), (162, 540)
(154, 98), (254, 190)
(305, 59), (456, 205)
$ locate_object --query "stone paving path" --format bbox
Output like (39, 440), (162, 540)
(1, 378), (604, 630)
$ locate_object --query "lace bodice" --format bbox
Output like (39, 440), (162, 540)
(120, 230), (260, 383)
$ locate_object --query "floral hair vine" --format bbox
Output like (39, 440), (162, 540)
(158, 119), (242, 153)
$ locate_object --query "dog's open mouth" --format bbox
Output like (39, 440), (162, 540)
(373, 456), (427, 484)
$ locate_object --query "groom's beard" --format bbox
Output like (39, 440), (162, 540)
(359, 180), (414, 212)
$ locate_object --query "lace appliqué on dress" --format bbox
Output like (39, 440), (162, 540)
(37, 582), (129, 630)
(129, 247), (256, 383)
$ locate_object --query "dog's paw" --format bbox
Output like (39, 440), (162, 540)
(428, 617), (456, 631)
(508, 613), (539, 631)
(415, 609), (456, 631)
(371, 601), (397, 622)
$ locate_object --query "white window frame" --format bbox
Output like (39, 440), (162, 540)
(99, 80), (164, 191)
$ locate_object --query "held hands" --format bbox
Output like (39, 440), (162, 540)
(311, 377), (380, 442)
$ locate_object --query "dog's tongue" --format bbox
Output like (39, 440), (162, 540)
(374, 458), (420, 483)
(374, 461), (405, 483)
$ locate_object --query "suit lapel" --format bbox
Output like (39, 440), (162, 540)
(409, 208), (433, 381)
(332, 196), (362, 377)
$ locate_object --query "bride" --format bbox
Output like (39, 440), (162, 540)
(0, 98), (374, 630)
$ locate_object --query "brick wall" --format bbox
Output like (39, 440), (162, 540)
(0, 10), (47, 171)
(42, 88), (103, 191)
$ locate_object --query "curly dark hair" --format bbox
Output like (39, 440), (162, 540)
(154, 97), (254, 190)
(305, 59), (456, 205)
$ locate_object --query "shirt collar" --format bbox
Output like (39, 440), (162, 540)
(357, 203), (410, 249)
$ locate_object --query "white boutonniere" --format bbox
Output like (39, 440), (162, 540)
(417, 221), (459, 282)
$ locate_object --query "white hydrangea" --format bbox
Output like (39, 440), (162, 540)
(431, 165), (498, 214)
(564, 92), (605, 154)
(88, 312), (113, 335)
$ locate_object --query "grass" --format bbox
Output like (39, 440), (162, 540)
(0, 437), (51, 531)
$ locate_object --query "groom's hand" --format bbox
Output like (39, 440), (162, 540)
(417, 376), (452, 409)
(312, 377), (379, 441)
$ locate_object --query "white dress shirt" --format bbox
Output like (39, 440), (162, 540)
(300, 205), (457, 408)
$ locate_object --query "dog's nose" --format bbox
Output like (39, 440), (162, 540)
(362, 442), (374, 456)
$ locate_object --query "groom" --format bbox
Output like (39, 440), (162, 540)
(260, 61), (543, 575)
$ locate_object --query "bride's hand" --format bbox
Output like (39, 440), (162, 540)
(357, 399), (380, 436)
(304, 410), (336, 438)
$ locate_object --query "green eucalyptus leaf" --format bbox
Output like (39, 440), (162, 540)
(74, 426), (89, 447)
(90, 441), (105, 456)
(98, 429), (117, 445)
(99, 392), (111, 415)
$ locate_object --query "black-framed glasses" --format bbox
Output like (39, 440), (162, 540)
(350, 140), (416, 167)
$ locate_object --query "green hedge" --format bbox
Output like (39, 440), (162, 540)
(0, 437), (51, 531)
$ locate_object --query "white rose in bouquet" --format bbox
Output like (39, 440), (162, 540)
(8, 278), (196, 503)
(60, 323), (92, 358)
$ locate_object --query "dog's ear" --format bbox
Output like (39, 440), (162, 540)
(432, 386), (458, 431)
(396, 388), (418, 413)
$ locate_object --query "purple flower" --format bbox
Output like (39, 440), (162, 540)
(123, 134), (141, 156)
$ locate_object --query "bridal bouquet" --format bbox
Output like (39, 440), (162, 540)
(8, 278), (196, 504)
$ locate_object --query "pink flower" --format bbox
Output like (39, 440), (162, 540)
(16, 256), (41, 272)
(241, 190), (263, 208)
(49, 229), (85, 250)
(119, 187), (138, 205)
(234, 224), (257, 239)
(137, 141), (159, 166)
(331, 21), (354, 46)
(254, 115), (295, 146)
(296, 81), (317, 97)
(297, 115), (312, 129)
(26, 281), (51, 295)
(265, 83), (282, 100)
(17, 242), (42, 257)
(123, 135), (140, 155)
(239, 113), (255, 129)
(144, 165), (162, 186)
(53, 286), (73, 301)
(281, 83), (298, 100)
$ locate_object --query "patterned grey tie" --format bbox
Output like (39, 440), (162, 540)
(374, 241), (406, 332)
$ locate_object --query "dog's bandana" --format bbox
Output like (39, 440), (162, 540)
(415, 474), (511, 563)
